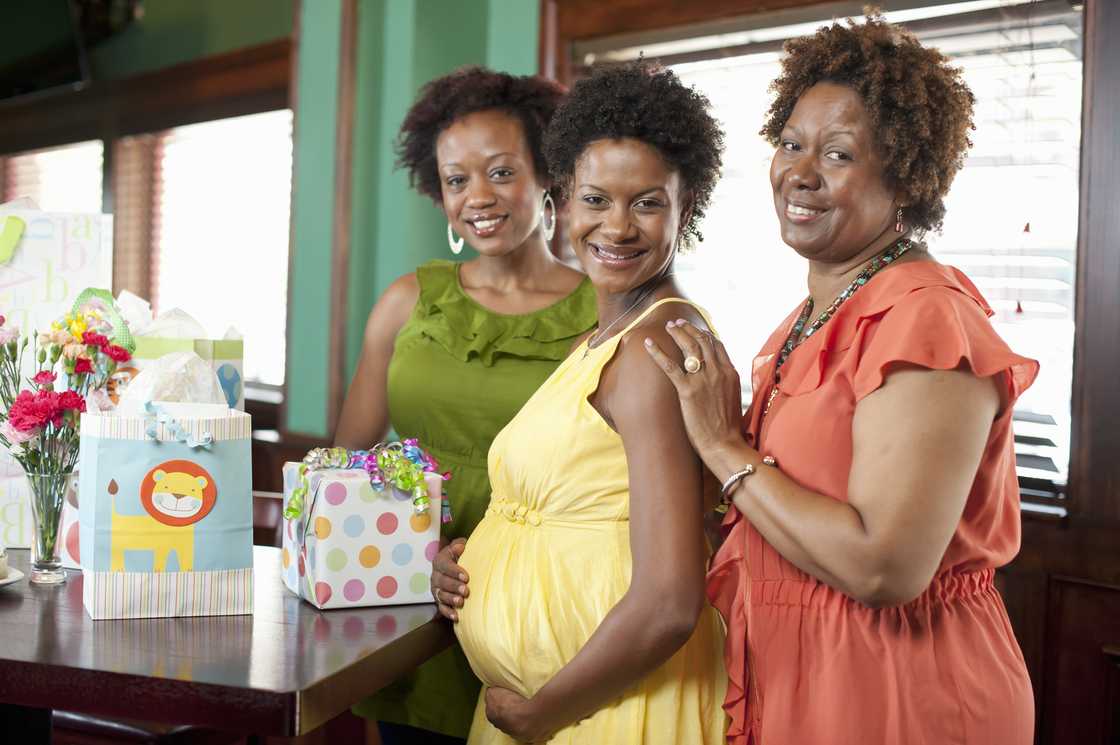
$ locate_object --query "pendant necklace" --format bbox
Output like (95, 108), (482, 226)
(583, 274), (673, 360)
(762, 238), (914, 417)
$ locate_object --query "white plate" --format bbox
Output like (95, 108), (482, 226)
(0, 568), (26, 588)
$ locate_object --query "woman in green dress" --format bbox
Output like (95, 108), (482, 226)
(334, 66), (597, 745)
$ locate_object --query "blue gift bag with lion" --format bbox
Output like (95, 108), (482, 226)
(77, 403), (253, 619)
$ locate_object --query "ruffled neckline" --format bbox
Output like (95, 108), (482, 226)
(754, 260), (989, 398)
(411, 260), (598, 366)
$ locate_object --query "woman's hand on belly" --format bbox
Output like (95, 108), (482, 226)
(485, 686), (557, 743)
(431, 537), (469, 621)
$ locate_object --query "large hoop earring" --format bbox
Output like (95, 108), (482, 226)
(540, 192), (556, 243)
(447, 222), (464, 255)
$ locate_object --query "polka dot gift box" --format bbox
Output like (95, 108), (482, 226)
(281, 458), (444, 610)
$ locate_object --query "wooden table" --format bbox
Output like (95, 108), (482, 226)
(0, 546), (455, 742)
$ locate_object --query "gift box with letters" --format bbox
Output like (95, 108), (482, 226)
(281, 443), (447, 610)
(78, 399), (253, 619)
(0, 201), (113, 547)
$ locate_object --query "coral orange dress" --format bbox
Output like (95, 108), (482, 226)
(707, 261), (1038, 744)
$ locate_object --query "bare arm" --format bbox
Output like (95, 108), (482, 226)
(647, 322), (1000, 608)
(489, 310), (710, 740)
(333, 274), (419, 449)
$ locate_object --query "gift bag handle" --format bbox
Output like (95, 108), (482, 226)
(70, 287), (136, 353)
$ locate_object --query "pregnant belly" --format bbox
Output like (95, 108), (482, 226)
(453, 515), (631, 696)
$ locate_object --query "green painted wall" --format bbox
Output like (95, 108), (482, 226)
(281, 0), (540, 435)
(343, 0), (540, 381)
(487, 0), (541, 76)
(89, 0), (294, 80)
(284, 0), (343, 436)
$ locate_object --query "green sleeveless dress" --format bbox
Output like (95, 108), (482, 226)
(353, 259), (597, 738)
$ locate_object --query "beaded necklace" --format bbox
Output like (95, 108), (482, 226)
(762, 238), (914, 417)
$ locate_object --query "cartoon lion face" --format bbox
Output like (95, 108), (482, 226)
(140, 460), (218, 527)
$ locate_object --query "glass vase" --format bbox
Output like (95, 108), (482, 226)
(26, 470), (75, 585)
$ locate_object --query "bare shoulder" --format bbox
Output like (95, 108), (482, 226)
(617, 300), (709, 358)
(608, 301), (708, 397)
(363, 272), (420, 342)
(381, 272), (421, 312)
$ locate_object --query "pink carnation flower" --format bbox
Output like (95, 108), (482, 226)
(0, 419), (36, 444)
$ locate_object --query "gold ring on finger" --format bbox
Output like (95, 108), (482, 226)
(684, 355), (704, 374)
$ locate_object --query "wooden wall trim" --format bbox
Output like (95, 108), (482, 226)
(539, 0), (560, 78)
(0, 39), (291, 156)
(327, 0), (358, 439)
(556, 0), (821, 44)
(280, 0), (302, 440)
(1069, 0), (1120, 522)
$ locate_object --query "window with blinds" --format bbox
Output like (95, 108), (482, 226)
(1, 109), (293, 388)
(582, 0), (1079, 498)
(1, 140), (103, 213)
(146, 109), (293, 387)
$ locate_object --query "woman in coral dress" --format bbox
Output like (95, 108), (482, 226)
(646, 16), (1037, 745)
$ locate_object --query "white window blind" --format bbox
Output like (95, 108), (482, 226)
(2, 140), (103, 213)
(149, 109), (293, 387)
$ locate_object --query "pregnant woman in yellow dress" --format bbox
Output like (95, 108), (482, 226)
(433, 62), (728, 744)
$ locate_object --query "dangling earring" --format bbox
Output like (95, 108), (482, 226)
(895, 207), (904, 233)
(540, 192), (556, 243)
(447, 222), (464, 255)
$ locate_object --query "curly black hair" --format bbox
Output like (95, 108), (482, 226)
(543, 61), (724, 244)
(395, 66), (566, 203)
(761, 13), (975, 232)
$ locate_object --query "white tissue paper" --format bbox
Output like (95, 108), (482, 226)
(115, 352), (228, 417)
(110, 292), (246, 411)
(141, 308), (209, 340)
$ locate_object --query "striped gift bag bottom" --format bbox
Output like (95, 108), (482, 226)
(82, 568), (253, 620)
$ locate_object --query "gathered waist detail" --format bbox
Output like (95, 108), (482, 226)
(485, 497), (627, 529)
(750, 567), (998, 612)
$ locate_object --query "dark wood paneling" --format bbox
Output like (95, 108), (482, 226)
(1040, 578), (1120, 745)
(1105, 645), (1120, 745)
(557, 0), (820, 42)
(0, 40), (290, 156)
(327, 0), (358, 439)
(996, 567), (1049, 720)
(281, 0), (302, 441)
(1069, 0), (1120, 523)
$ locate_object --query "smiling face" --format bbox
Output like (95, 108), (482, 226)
(436, 109), (547, 257)
(770, 82), (899, 263)
(568, 138), (686, 296)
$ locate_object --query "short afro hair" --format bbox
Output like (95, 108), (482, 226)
(396, 65), (567, 203)
(762, 13), (975, 232)
(543, 61), (724, 243)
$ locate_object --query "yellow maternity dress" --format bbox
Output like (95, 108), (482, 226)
(454, 298), (728, 745)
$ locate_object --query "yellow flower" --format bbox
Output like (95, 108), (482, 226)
(68, 317), (87, 337)
(50, 321), (62, 332)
